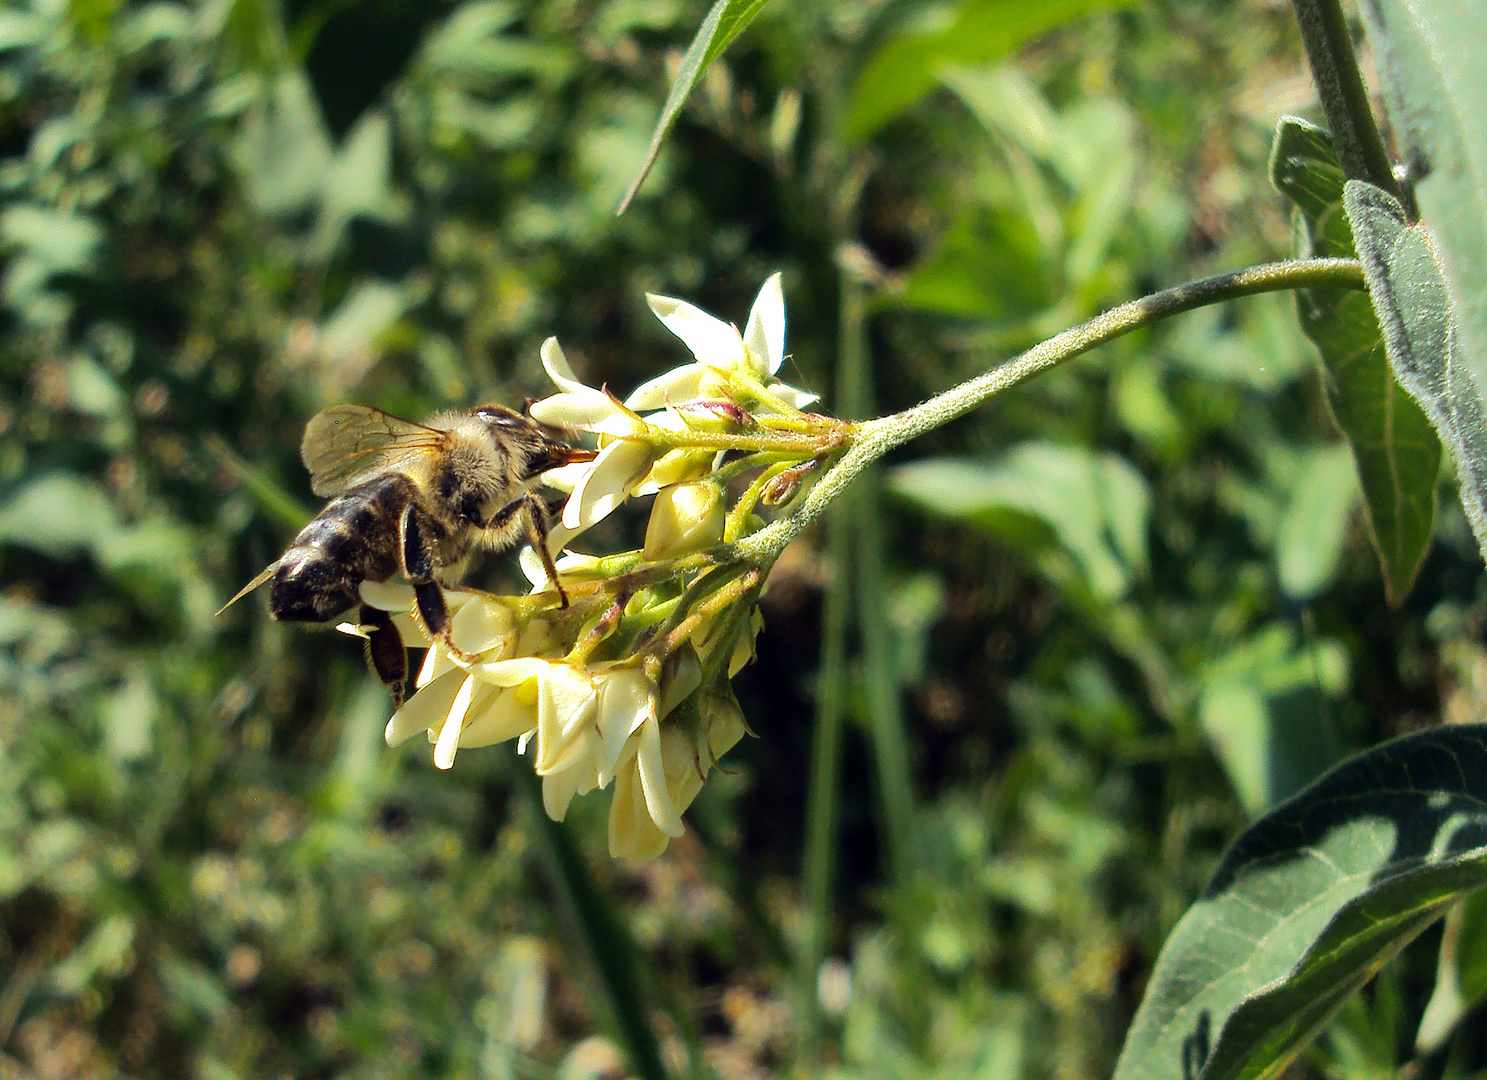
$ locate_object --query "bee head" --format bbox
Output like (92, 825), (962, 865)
(471, 404), (596, 474)
(472, 403), (528, 430)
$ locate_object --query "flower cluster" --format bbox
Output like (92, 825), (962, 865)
(347, 275), (844, 860)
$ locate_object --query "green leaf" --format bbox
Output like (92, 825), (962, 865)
(1270, 116), (1440, 604)
(1197, 623), (1349, 815)
(887, 442), (1149, 600)
(842, 0), (1130, 143)
(898, 202), (1053, 319)
(1275, 444), (1360, 600)
(0, 473), (118, 558)
(616, 0), (774, 214)
(1113, 723), (1487, 1080)
(1415, 888), (1487, 1053)
(1344, 179), (1487, 571)
(231, 70), (334, 217)
(1360, 0), (1487, 405)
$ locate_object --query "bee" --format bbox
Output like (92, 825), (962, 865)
(221, 402), (596, 706)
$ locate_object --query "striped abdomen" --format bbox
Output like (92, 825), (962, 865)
(269, 473), (415, 623)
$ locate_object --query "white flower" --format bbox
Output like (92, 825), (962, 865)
(526, 337), (670, 535)
(625, 273), (818, 414)
(528, 337), (632, 434)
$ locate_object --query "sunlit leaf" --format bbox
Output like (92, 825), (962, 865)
(1344, 180), (1487, 574)
(1361, 0), (1487, 405)
(1270, 116), (1440, 604)
(888, 443), (1149, 600)
(1275, 444), (1360, 600)
(231, 69), (334, 216)
(617, 0), (774, 213)
(1114, 723), (1487, 1080)
(843, 0), (1130, 143)
(1197, 623), (1349, 815)
(0, 473), (117, 558)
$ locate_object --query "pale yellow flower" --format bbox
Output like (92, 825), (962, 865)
(642, 480), (725, 562)
(607, 686), (747, 860)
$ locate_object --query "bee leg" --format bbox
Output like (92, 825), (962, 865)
(360, 604), (408, 708)
(488, 492), (569, 608)
(400, 507), (478, 664)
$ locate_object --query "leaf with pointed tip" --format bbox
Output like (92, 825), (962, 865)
(1269, 117), (1440, 604)
(1344, 180), (1487, 567)
(1360, 0), (1487, 411)
(616, 0), (773, 214)
(1113, 724), (1487, 1080)
(842, 0), (1132, 143)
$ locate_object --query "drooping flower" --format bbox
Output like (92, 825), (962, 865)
(607, 684), (747, 860)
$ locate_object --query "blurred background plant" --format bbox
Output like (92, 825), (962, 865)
(3, 0), (1485, 1078)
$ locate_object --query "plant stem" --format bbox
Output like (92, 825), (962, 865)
(519, 767), (671, 1080)
(835, 265), (918, 884)
(1290, 0), (1412, 213)
(737, 257), (1367, 564)
(798, 480), (851, 1061)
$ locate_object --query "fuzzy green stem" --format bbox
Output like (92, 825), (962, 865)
(725, 460), (798, 541)
(646, 420), (846, 456)
(1290, 0), (1412, 214)
(645, 567), (761, 661)
(736, 257), (1366, 565)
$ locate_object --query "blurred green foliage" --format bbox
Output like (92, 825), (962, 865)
(3, 0), (1486, 1078)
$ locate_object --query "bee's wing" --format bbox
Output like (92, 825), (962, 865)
(300, 403), (447, 497)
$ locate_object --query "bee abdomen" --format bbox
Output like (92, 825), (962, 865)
(268, 474), (412, 623)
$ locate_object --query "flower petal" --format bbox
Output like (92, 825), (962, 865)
(635, 715), (685, 837)
(433, 674), (480, 770)
(390, 611), (425, 643)
(705, 690), (748, 759)
(660, 724), (706, 813)
(659, 649), (702, 719)
(562, 438), (653, 530)
(474, 656), (552, 686)
(385, 668), (465, 746)
(458, 687), (537, 748)
(535, 460), (592, 494)
(538, 336), (588, 396)
(534, 665), (599, 775)
(448, 596), (516, 656)
(529, 392), (617, 430)
(743, 272), (785, 377)
(416, 640), (458, 689)
(542, 765), (584, 821)
(595, 669), (656, 785)
(647, 293), (745, 374)
(623, 364), (708, 412)
(359, 579), (415, 612)
(517, 527), (589, 588)
(771, 380), (820, 411)
(608, 763), (671, 860)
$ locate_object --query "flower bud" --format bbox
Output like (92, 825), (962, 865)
(645, 448), (714, 488)
(764, 459), (820, 506)
(643, 480), (726, 561)
(673, 399), (750, 433)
